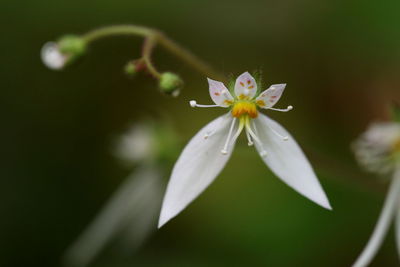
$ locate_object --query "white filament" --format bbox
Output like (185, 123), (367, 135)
(230, 120), (245, 145)
(352, 168), (400, 267)
(246, 130), (253, 146)
(189, 100), (219, 108)
(267, 105), (293, 112)
(264, 122), (289, 141)
(221, 118), (237, 155)
(245, 122), (267, 157)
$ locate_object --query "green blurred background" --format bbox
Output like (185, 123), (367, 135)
(2, 0), (400, 266)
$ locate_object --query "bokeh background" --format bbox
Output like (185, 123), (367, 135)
(2, 0), (400, 266)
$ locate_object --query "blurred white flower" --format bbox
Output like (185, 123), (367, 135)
(64, 166), (163, 267)
(64, 122), (178, 267)
(353, 122), (400, 175)
(352, 122), (400, 267)
(158, 71), (331, 228)
(114, 124), (155, 165)
(41, 42), (68, 70)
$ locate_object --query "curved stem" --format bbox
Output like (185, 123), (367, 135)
(352, 168), (400, 267)
(142, 36), (161, 78)
(81, 25), (225, 81)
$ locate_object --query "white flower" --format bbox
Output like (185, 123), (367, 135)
(352, 122), (400, 267)
(64, 166), (163, 267)
(41, 42), (68, 70)
(114, 124), (156, 165)
(353, 122), (400, 175)
(158, 71), (332, 228)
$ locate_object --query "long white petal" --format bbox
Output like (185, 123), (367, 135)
(253, 114), (331, 209)
(158, 114), (236, 228)
(353, 168), (400, 267)
(64, 165), (163, 267)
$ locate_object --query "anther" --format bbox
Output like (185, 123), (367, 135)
(260, 150), (268, 157)
(221, 149), (228, 155)
(189, 100), (197, 107)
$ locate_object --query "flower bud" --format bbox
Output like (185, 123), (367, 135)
(158, 72), (183, 97)
(41, 42), (68, 70)
(41, 35), (87, 70)
(124, 61), (139, 77)
(57, 35), (87, 58)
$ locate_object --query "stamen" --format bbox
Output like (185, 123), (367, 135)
(246, 129), (253, 146)
(221, 118), (237, 155)
(245, 120), (267, 157)
(265, 122), (289, 141)
(189, 100), (219, 108)
(230, 119), (245, 145)
(267, 105), (293, 112)
(204, 130), (216, 139)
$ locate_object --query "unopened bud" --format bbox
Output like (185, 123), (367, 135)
(41, 42), (68, 70)
(41, 35), (87, 70)
(124, 61), (140, 76)
(58, 35), (86, 57)
(159, 72), (183, 97)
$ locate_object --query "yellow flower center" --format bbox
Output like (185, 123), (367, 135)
(393, 138), (400, 154)
(231, 101), (258, 118)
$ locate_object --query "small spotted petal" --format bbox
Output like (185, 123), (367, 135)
(158, 114), (237, 227)
(255, 84), (286, 108)
(207, 78), (234, 107)
(41, 42), (68, 70)
(253, 114), (331, 210)
(234, 72), (257, 100)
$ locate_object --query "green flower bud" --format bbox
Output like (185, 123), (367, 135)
(124, 61), (139, 76)
(159, 72), (183, 97)
(56, 35), (87, 66)
(58, 35), (86, 56)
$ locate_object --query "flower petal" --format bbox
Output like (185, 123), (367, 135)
(352, 172), (400, 267)
(234, 72), (257, 99)
(207, 78), (234, 107)
(41, 42), (68, 70)
(396, 208), (400, 258)
(255, 84), (286, 108)
(253, 114), (331, 209)
(158, 114), (237, 227)
(64, 165), (163, 267)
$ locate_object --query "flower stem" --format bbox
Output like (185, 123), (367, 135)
(352, 167), (400, 267)
(81, 25), (225, 81)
